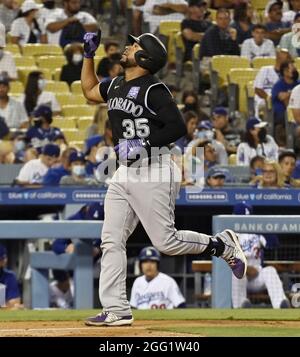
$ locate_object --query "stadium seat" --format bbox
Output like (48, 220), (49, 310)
(246, 81), (255, 117)
(174, 31), (193, 88)
(294, 57), (300, 72)
(252, 56), (276, 69)
(54, 68), (62, 81)
(207, 8), (217, 22)
(0, 164), (24, 185)
(68, 141), (85, 151)
(22, 44), (63, 57)
(251, 0), (269, 10)
(55, 93), (86, 106)
(14, 56), (36, 67)
(9, 81), (24, 96)
(70, 81), (82, 94)
(77, 118), (93, 131)
(18, 67), (52, 85)
(63, 129), (87, 142)
(44, 81), (70, 94)
(52, 117), (77, 129)
(62, 105), (97, 117)
(95, 44), (105, 58)
(159, 20), (181, 64)
(228, 154), (237, 166)
(36, 56), (66, 71)
(5, 44), (21, 55)
(228, 68), (259, 116)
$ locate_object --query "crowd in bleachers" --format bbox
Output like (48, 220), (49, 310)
(0, 0), (300, 188)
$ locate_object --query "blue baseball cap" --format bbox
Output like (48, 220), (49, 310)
(212, 107), (228, 116)
(42, 143), (60, 158)
(33, 105), (52, 122)
(246, 117), (268, 131)
(69, 151), (85, 163)
(0, 244), (7, 260)
(233, 202), (253, 215)
(207, 167), (228, 178)
(198, 120), (213, 130)
(85, 135), (103, 155)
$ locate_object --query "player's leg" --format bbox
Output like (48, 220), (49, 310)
(127, 157), (247, 279)
(232, 275), (249, 308)
(85, 176), (139, 326)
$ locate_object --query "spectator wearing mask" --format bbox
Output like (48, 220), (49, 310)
(241, 24), (276, 61)
(16, 143), (60, 186)
(45, 0), (98, 47)
(0, 23), (17, 80)
(206, 167), (228, 188)
(279, 12), (300, 57)
(230, 2), (255, 45)
(84, 134), (104, 176)
(181, 89), (208, 121)
(60, 151), (98, 186)
(26, 105), (64, 151)
(175, 111), (199, 153)
(237, 118), (278, 166)
(181, 0), (211, 61)
(0, 0), (19, 33)
(11, 0), (47, 46)
(0, 75), (28, 129)
(265, 1), (290, 46)
(96, 41), (120, 79)
(49, 270), (74, 309)
(60, 42), (84, 86)
(20, 71), (61, 116)
(254, 48), (291, 117)
(0, 244), (22, 309)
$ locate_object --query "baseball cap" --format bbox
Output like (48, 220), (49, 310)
(0, 22), (5, 48)
(0, 74), (9, 86)
(21, 0), (42, 13)
(69, 151), (85, 163)
(246, 117), (268, 131)
(0, 244), (7, 260)
(85, 135), (103, 155)
(212, 107), (228, 116)
(207, 167), (228, 179)
(33, 105), (52, 121)
(266, 0), (283, 13)
(42, 143), (60, 158)
(233, 202), (253, 215)
(198, 120), (213, 130)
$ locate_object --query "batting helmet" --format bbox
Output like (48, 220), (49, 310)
(138, 246), (160, 262)
(128, 33), (167, 74)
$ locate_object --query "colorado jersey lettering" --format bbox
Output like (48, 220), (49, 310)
(130, 272), (185, 309)
(99, 74), (172, 145)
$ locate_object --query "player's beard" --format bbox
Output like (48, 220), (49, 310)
(120, 56), (137, 69)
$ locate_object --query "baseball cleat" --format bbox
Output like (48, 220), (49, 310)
(85, 311), (134, 326)
(216, 229), (247, 279)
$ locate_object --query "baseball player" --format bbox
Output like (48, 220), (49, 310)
(232, 202), (290, 309)
(130, 246), (186, 309)
(82, 30), (247, 326)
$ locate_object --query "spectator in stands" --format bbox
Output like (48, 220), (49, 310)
(12, 131), (27, 163)
(254, 48), (291, 117)
(45, 0), (98, 47)
(0, 75), (29, 129)
(282, 0), (300, 22)
(0, 23), (17, 80)
(26, 105), (64, 152)
(249, 155), (266, 183)
(272, 60), (300, 139)
(175, 111), (198, 153)
(11, 0), (47, 46)
(279, 12), (300, 57)
(181, 0), (211, 61)
(231, 202), (290, 309)
(211, 107), (241, 154)
(288, 82), (300, 122)
(132, 0), (146, 36)
(96, 41), (120, 79)
(43, 147), (76, 185)
(181, 89), (208, 121)
(143, 0), (188, 34)
(0, 140), (14, 163)
(256, 160), (285, 188)
(278, 150), (300, 186)
(49, 270), (73, 309)
(206, 167), (228, 188)
(265, 1), (290, 46)
(0, 0), (19, 32)
(130, 246), (186, 309)
(230, 2), (254, 45)
(105, 55), (124, 81)
(15, 143), (60, 186)
(84, 134), (104, 176)
(60, 151), (98, 186)
(237, 118), (278, 166)
(200, 8), (240, 60)
(23, 147), (38, 163)
(20, 71), (61, 116)
(38, 0), (59, 44)
(0, 243), (22, 309)
(60, 42), (84, 86)
(241, 24), (276, 61)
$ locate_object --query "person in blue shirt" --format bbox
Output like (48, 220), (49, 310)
(52, 203), (103, 257)
(175, 111), (198, 153)
(0, 244), (21, 308)
(85, 135), (104, 176)
(26, 105), (65, 152)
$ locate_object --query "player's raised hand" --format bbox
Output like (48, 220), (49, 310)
(83, 30), (102, 58)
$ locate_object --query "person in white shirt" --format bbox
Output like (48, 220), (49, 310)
(288, 83), (300, 123)
(241, 24), (276, 61)
(16, 143), (60, 185)
(282, 0), (300, 23)
(143, 0), (188, 34)
(0, 0), (19, 33)
(0, 75), (28, 129)
(130, 246), (186, 309)
(10, 0), (47, 46)
(232, 202), (290, 309)
(254, 48), (291, 117)
(19, 70), (61, 116)
(0, 23), (17, 80)
(237, 118), (278, 166)
(279, 12), (300, 57)
(38, 0), (60, 44)
(49, 270), (74, 309)
(45, 0), (98, 46)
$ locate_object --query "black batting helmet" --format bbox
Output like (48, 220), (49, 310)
(128, 33), (167, 74)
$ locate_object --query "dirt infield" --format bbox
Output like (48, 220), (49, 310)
(1, 320), (300, 337)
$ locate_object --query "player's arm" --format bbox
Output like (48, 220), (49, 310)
(81, 31), (105, 103)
